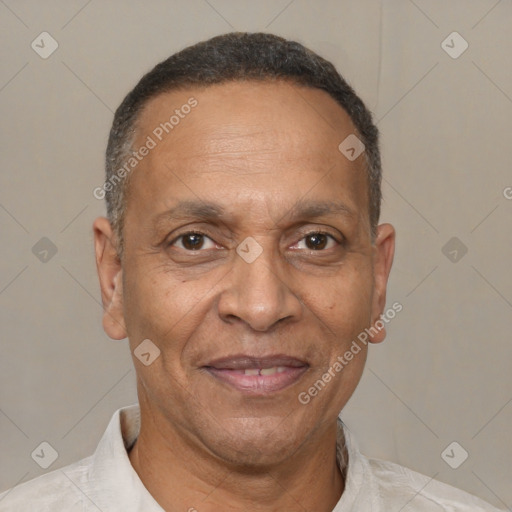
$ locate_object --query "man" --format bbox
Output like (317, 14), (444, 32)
(0, 32), (503, 511)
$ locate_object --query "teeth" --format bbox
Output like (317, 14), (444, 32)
(243, 366), (287, 376)
(260, 367), (277, 376)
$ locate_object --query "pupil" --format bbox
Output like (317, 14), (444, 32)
(184, 234), (203, 250)
(307, 233), (327, 250)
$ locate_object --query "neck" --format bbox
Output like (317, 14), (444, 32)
(128, 409), (346, 512)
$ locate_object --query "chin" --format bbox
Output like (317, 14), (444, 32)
(200, 416), (306, 469)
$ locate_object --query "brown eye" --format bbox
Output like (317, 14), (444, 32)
(182, 233), (204, 250)
(292, 232), (338, 251)
(171, 232), (216, 251)
(305, 233), (329, 250)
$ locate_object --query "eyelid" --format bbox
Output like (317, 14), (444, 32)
(295, 227), (344, 243)
(164, 220), (233, 245)
(302, 228), (340, 238)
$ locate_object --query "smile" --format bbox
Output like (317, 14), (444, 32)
(203, 355), (309, 394)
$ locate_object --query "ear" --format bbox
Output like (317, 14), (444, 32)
(369, 223), (395, 344)
(93, 217), (127, 340)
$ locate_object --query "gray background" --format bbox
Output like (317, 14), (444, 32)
(1, 0), (511, 508)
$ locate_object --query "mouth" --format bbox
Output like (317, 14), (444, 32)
(203, 355), (309, 395)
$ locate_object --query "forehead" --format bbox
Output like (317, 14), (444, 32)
(128, 80), (369, 224)
(136, 80), (359, 156)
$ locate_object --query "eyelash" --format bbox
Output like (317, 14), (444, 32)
(168, 230), (342, 251)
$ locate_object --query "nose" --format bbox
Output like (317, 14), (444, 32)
(217, 244), (303, 332)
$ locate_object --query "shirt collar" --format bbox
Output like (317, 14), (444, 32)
(85, 405), (164, 511)
(334, 420), (382, 511)
(83, 405), (379, 511)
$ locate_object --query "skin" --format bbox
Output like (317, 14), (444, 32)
(93, 80), (395, 512)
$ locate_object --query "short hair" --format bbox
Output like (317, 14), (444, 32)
(105, 32), (381, 256)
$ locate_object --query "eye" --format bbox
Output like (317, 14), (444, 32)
(170, 232), (217, 251)
(294, 232), (339, 251)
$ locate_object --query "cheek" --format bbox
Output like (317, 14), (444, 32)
(122, 265), (203, 347)
(122, 269), (211, 400)
(309, 263), (374, 334)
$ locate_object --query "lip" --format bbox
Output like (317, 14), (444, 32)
(203, 354), (309, 395)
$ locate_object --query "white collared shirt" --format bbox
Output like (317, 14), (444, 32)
(0, 404), (503, 511)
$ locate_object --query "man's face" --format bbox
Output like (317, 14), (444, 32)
(96, 81), (394, 466)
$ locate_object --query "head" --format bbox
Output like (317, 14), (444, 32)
(94, 32), (394, 468)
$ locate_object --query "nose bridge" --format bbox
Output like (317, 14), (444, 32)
(238, 243), (281, 297)
(218, 238), (301, 331)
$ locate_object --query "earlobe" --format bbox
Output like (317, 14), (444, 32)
(369, 223), (396, 344)
(93, 217), (127, 340)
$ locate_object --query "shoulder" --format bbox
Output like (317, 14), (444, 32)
(368, 456), (505, 511)
(0, 456), (93, 512)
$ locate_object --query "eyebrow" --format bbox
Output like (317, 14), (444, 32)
(152, 201), (225, 232)
(155, 201), (226, 222)
(282, 199), (355, 222)
(153, 199), (355, 228)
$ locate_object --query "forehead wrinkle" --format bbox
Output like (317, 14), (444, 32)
(155, 136), (302, 168)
